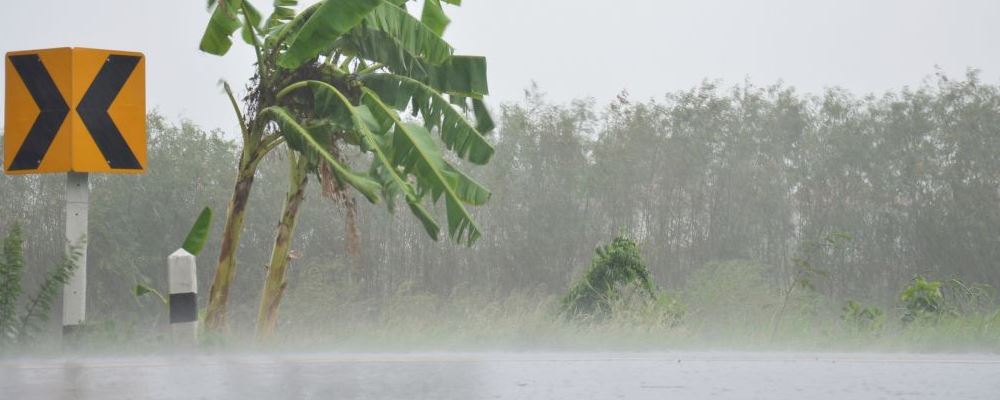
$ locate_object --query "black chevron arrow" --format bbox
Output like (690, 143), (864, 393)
(8, 54), (70, 171)
(76, 55), (142, 169)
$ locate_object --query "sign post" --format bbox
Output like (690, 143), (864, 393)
(4, 47), (146, 341)
(62, 172), (89, 336)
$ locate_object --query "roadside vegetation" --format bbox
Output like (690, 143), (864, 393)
(195, 0), (495, 339)
(272, 263), (1000, 352)
(0, 224), (80, 350)
(1, 71), (999, 353)
(560, 235), (658, 320)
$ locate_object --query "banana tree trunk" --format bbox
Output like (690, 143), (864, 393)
(255, 154), (309, 340)
(205, 152), (261, 333)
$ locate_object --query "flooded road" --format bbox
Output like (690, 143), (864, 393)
(2, 352), (999, 399)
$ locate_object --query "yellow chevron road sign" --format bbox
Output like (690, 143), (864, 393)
(4, 47), (146, 174)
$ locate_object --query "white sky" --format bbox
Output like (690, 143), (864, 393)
(2, 0), (999, 134)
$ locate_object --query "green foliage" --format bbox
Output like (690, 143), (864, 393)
(200, 0), (495, 246)
(199, 0), (261, 55)
(362, 73), (494, 164)
(181, 207), (213, 256)
(134, 283), (167, 305)
(0, 223), (25, 340)
(0, 223), (81, 347)
(943, 279), (995, 316)
(841, 300), (883, 334)
(136, 206), (213, 304)
(18, 246), (81, 342)
(560, 235), (655, 319)
(277, 0), (382, 68)
(273, 272), (1000, 352)
(5, 69), (1000, 349)
(420, 0), (450, 36)
(901, 276), (945, 323)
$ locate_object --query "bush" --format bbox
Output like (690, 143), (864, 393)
(943, 279), (995, 316)
(841, 300), (883, 334)
(560, 235), (656, 320)
(0, 223), (26, 341)
(900, 275), (945, 324)
(0, 222), (81, 349)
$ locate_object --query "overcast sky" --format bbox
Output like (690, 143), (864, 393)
(2, 0), (999, 134)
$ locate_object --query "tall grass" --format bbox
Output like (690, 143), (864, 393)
(9, 258), (998, 355)
(265, 259), (1000, 353)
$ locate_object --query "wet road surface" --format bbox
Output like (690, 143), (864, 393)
(2, 352), (999, 399)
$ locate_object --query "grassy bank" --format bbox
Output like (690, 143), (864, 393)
(3, 261), (998, 356)
(264, 260), (1000, 353)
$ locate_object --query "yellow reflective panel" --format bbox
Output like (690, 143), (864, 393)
(3, 47), (145, 175)
(4, 48), (73, 174)
(71, 48), (146, 173)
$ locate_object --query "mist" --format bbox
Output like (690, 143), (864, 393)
(3, 1), (1000, 399)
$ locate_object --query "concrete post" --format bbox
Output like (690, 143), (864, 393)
(168, 248), (198, 347)
(62, 172), (89, 338)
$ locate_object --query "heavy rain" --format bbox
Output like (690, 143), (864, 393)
(1, 1), (999, 399)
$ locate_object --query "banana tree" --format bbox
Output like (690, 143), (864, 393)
(198, 0), (495, 337)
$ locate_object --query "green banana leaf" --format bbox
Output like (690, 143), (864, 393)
(363, 73), (494, 164)
(264, 106), (383, 203)
(362, 91), (484, 245)
(181, 207), (213, 256)
(278, 0), (382, 68)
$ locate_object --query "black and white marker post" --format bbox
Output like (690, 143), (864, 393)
(168, 248), (198, 346)
(62, 172), (89, 339)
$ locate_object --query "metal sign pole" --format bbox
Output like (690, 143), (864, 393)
(63, 172), (89, 338)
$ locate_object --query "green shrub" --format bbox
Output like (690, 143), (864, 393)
(0, 222), (81, 349)
(900, 275), (945, 324)
(943, 279), (995, 315)
(0, 223), (26, 341)
(560, 235), (655, 320)
(841, 300), (883, 334)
